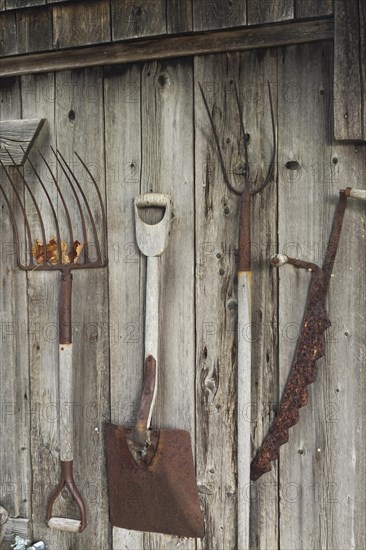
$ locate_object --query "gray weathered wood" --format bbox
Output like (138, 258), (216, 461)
(104, 62), (144, 550)
(111, 0), (166, 41)
(193, 0), (246, 31)
(334, 0), (366, 140)
(0, 118), (45, 165)
(16, 6), (52, 54)
(194, 54), (238, 550)
(2, 517), (32, 545)
(52, 67), (110, 549)
(0, 76), (31, 524)
(0, 11), (17, 55)
(0, 18), (334, 77)
(248, 0), (294, 24)
(52, 0), (110, 49)
(167, 0), (192, 33)
(20, 72), (64, 550)
(278, 40), (366, 549)
(140, 58), (196, 550)
(296, 0), (334, 18)
(6, 0), (45, 8)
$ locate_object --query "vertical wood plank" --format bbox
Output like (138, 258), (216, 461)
(240, 50), (279, 550)
(0, 12), (17, 55)
(111, 0), (166, 41)
(103, 63), (144, 550)
(334, 0), (365, 140)
(53, 67), (110, 549)
(16, 7), (52, 54)
(193, 0), (246, 31)
(52, 0), (111, 49)
(296, 0), (334, 18)
(140, 58), (196, 550)
(278, 41), (366, 549)
(167, 0), (193, 33)
(20, 72), (64, 550)
(247, 0), (294, 24)
(194, 53), (240, 550)
(0, 77), (31, 521)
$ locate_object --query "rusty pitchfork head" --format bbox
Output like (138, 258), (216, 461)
(0, 146), (107, 272)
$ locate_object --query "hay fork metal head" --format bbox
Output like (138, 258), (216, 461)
(0, 147), (108, 272)
(198, 80), (276, 197)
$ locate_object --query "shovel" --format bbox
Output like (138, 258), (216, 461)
(105, 193), (204, 538)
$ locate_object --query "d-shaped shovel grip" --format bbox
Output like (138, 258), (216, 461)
(46, 461), (87, 533)
(134, 193), (172, 258)
(345, 188), (366, 201)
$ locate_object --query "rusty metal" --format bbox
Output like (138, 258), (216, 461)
(198, 81), (276, 271)
(105, 423), (205, 537)
(250, 188), (351, 481)
(46, 461), (87, 531)
(0, 147), (108, 530)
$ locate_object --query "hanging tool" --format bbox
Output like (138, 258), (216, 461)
(0, 147), (108, 532)
(199, 81), (276, 546)
(105, 193), (204, 538)
(251, 188), (352, 480)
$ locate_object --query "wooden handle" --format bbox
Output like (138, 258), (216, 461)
(59, 344), (73, 461)
(48, 517), (82, 533)
(349, 188), (366, 201)
(238, 189), (251, 272)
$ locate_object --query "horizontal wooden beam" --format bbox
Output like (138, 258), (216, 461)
(0, 17), (334, 78)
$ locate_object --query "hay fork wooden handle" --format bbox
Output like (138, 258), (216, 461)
(134, 194), (172, 441)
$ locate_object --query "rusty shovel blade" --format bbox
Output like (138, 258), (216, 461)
(105, 423), (205, 538)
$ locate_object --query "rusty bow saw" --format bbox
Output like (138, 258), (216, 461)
(250, 187), (355, 480)
(199, 81), (276, 546)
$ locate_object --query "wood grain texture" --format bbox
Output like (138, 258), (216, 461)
(0, 118), (45, 165)
(0, 76), (31, 523)
(278, 41), (366, 549)
(194, 54), (239, 550)
(193, 0), (246, 31)
(296, 0), (334, 18)
(52, 67), (110, 549)
(334, 0), (365, 140)
(52, 0), (110, 49)
(6, 0), (45, 8)
(247, 0), (294, 24)
(140, 58), (196, 550)
(0, 11), (17, 55)
(20, 72), (65, 550)
(104, 62), (144, 550)
(167, 0), (193, 33)
(0, 18), (334, 76)
(16, 6), (52, 53)
(111, 0), (166, 40)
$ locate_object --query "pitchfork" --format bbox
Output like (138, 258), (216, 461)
(199, 81), (276, 548)
(0, 147), (108, 533)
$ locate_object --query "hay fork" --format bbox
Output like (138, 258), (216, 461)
(0, 147), (108, 533)
(199, 81), (276, 547)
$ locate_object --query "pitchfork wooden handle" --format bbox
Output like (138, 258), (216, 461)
(238, 188), (251, 272)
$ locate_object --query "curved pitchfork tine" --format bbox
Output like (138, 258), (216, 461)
(0, 169), (23, 268)
(0, 158), (34, 268)
(74, 151), (108, 265)
(21, 146), (63, 265)
(5, 147), (48, 264)
(199, 80), (276, 197)
(50, 147), (89, 263)
(55, 148), (103, 264)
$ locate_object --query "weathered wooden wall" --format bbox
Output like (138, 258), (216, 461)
(1, 1), (366, 549)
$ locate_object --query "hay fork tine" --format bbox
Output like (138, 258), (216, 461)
(21, 146), (63, 265)
(54, 148), (103, 264)
(0, 172), (23, 268)
(0, 158), (34, 267)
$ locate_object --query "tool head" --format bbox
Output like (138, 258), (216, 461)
(0, 147), (107, 272)
(134, 193), (172, 257)
(105, 423), (204, 538)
